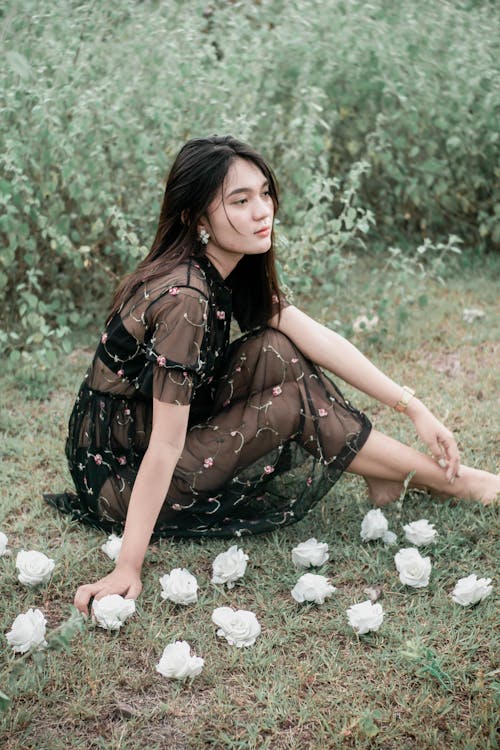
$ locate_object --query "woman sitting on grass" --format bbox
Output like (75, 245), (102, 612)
(45, 135), (500, 615)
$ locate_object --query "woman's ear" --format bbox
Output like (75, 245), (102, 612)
(181, 209), (189, 225)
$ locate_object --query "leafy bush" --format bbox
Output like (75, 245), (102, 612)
(1, 0), (498, 364)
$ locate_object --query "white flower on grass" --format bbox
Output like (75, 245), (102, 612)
(382, 530), (398, 546)
(291, 537), (329, 568)
(394, 548), (432, 588)
(211, 545), (248, 589)
(347, 600), (384, 635)
(159, 568), (198, 605)
(156, 640), (204, 680)
(212, 606), (261, 647)
(16, 550), (55, 586)
(403, 519), (437, 546)
(6, 608), (47, 653)
(360, 508), (388, 542)
(0, 531), (8, 556)
(462, 308), (485, 324)
(92, 594), (136, 630)
(101, 533), (123, 561)
(353, 314), (379, 333)
(450, 574), (493, 607)
(291, 573), (336, 605)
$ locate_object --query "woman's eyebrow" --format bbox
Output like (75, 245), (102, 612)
(225, 180), (269, 198)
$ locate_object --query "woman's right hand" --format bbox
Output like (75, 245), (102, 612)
(74, 563), (142, 616)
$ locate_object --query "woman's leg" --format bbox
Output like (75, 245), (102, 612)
(349, 429), (500, 505)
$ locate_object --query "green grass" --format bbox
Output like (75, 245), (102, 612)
(1, 267), (499, 750)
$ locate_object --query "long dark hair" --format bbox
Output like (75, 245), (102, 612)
(109, 135), (282, 330)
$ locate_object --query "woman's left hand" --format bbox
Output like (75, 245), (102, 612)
(407, 399), (460, 482)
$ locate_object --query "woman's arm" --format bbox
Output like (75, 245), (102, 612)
(271, 305), (406, 407)
(270, 305), (460, 479)
(74, 399), (190, 615)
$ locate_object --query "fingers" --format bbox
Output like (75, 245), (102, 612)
(74, 575), (142, 615)
(433, 433), (460, 483)
(74, 583), (101, 616)
(125, 581), (142, 600)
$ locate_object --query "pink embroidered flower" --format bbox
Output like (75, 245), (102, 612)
(272, 386), (282, 397)
(306, 477), (313, 486)
(117, 369), (124, 378)
(101, 333), (108, 344)
(264, 465), (274, 474)
(216, 310), (225, 320)
(223, 399), (231, 408)
(291, 357), (299, 364)
(208, 497), (217, 503)
(272, 294), (279, 303)
(118, 456), (127, 465)
(124, 408), (131, 416)
(204, 457), (214, 469)
(172, 503), (183, 511)
(169, 287), (179, 296)
(235, 366), (241, 372)
(318, 408), (328, 417)
(183, 371), (188, 378)
(94, 454), (103, 465)
(157, 355), (166, 367)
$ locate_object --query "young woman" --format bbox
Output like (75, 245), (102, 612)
(45, 135), (499, 615)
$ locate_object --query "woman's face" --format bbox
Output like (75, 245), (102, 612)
(200, 157), (274, 277)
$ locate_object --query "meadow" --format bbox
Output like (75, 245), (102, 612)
(1, 266), (499, 749)
(1, 0), (499, 747)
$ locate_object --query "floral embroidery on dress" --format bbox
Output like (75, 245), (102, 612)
(47, 254), (371, 540)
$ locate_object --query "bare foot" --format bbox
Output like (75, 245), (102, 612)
(454, 467), (500, 505)
(365, 478), (404, 507)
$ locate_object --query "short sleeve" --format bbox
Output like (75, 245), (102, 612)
(144, 287), (208, 405)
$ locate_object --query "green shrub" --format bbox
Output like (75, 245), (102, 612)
(1, 0), (498, 364)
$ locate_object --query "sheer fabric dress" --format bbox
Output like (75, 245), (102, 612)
(46, 255), (371, 538)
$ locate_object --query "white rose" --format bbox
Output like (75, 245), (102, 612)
(101, 533), (123, 561)
(211, 606), (261, 647)
(211, 545), (248, 588)
(92, 594), (136, 630)
(403, 519), (437, 546)
(156, 640), (204, 680)
(394, 547), (432, 588)
(360, 509), (389, 542)
(291, 573), (336, 604)
(16, 550), (55, 586)
(347, 600), (384, 635)
(450, 574), (493, 606)
(291, 537), (329, 568)
(353, 314), (379, 333)
(382, 530), (398, 546)
(159, 568), (198, 605)
(0, 531), (8, 556)
(6, 608), (47, 653)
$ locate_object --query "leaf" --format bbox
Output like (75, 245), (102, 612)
(6, 51), (31, 79)
(358, 713), (379, 738)
(0, 690), (11, 712)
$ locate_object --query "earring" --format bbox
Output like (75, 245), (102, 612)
(198, 228), (210, 245)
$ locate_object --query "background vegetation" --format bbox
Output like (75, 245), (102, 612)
(1, 0), (499, 368)
(1, 1), (499, 748)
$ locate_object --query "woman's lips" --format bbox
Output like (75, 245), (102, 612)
(255, 226), (271, 236)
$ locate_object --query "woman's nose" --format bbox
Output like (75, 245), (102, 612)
(253, 197), (273, 220)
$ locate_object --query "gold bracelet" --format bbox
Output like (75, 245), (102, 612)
(395, 386), (415, 412)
